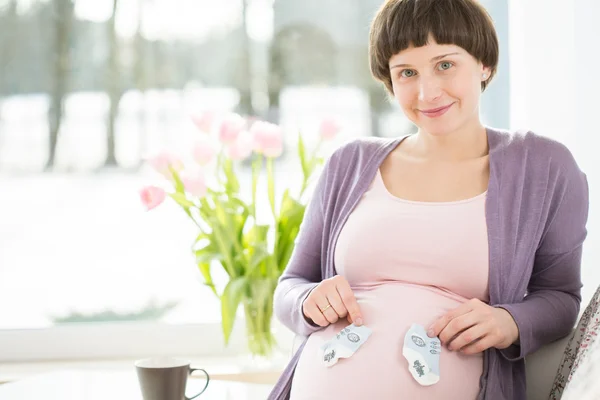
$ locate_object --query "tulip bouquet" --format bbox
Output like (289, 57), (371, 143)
(139, 112), (340, 357)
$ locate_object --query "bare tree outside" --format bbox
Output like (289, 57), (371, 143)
(237, 0), (254, 117)
(46, 0), (74, 170)
(0, 0), (18, 163)
(104, 0), (121, 167)
(134, 0), (149, 166)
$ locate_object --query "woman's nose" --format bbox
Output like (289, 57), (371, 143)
(417, 77), (443, 103)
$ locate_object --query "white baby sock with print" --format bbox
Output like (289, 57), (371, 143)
(320, 323), (373, 367)
(402, 323), (441, 386)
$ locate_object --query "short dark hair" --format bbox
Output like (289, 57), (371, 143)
(369, 0), (499, 94)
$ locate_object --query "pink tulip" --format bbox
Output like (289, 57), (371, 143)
(225, 130), (253, 161)
(246, 116), (259, 128)
(181, 171), (207, 197)
(139, 186), (166, 211)
(191, 111), (215, 134)
(218, 113), (246, 144)
(319, 118), (341, 141)
(251, 121), (284, 158)
(147, 152), (184, 179)
(192, 136), (217, 166)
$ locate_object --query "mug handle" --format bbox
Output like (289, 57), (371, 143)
(185, 368), (210, 400)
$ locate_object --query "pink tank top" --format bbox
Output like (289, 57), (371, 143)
(290, 169), (490, 399)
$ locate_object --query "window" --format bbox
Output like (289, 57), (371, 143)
(1, 0), (596, 363)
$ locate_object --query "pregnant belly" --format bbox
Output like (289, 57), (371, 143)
(290, 283), (484, 400)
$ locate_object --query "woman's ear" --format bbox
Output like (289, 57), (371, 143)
(481, 66), (492, 81)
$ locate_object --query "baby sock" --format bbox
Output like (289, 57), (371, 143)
(402, 323), (441, 386)
(320, 323), (373, 367)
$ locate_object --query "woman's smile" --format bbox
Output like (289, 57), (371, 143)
(419, 103), (456, 118)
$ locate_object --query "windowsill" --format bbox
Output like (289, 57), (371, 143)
(0, 355), (287, 386)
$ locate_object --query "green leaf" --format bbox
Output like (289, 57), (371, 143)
(213, 197), (244, 270)
(196, 261), (217, 296)
(194, 232), (210, 246)
(226, 196), (250, 245)
(229, 195), (250, 214)
(204, 201), (238, 278)
(275, 192), (306, 271)
(169, 167), (186, 194)
(221, 277), (247, 345)
(246, 245), (271, 277)
(222, 159), (240, 194)
(234, 210), (248, 235)
(239, 225), (271, 278)
(169, 192), (195, 208)
(233, 249), (268, 278)
(207, 187), (225, 197)
(243, 224), (270, 246)
(199, 197), (215, 220)
(195, 247), (222, 263)
(297, 134), (309, 179)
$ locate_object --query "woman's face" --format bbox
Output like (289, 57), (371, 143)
(388, 38), (490, 137)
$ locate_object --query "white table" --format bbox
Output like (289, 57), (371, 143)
(0, 369), (274, 400)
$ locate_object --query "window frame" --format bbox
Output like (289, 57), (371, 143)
(0, 322), (246, 362)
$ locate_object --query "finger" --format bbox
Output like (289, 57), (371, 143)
(312, 291), (339, 324)
(335, 279), (363, 326)
(447, 323), (487, 351)
(459, 335), (496, 355)
(303, 290), (330, 327)
(321, 305), (339, 324)
(428, 301), (476, 338)
(438, 311), (479, 346)
(303, 299), (329, 327)
(325, 291), (348, 320)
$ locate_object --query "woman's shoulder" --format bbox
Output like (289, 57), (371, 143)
(317, 136), (399, 195)
(327, 135), (400, 168)
(490, 127), (582, 177)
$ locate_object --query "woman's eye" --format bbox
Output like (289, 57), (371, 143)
(438, 61), (453, 71)
(400, 69), (416, 78)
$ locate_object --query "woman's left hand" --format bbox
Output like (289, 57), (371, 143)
(426, 299), (520, 355)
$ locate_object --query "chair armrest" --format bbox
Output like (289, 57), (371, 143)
(525, 330), (573, 400)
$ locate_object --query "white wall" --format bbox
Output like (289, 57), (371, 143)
(508, 0), (599, 308)
(508, 0), (577, 147)
(574, 0), (600, 175)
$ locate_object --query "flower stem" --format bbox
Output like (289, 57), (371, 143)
(266, 157), (276, 220)
(243, 284), (276, 357)
(251, 155), (262, 220)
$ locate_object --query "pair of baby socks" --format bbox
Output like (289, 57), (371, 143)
(319, 322), (441, 386)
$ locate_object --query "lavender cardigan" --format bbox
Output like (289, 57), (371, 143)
(268, 127), (589, 400)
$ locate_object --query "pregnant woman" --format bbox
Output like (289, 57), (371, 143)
(268, 0), (590, 399)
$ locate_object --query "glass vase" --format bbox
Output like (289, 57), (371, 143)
(242, 278), (278, 358)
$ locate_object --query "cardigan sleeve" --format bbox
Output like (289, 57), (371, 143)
(272, 151), (339, 337)
(496, 155), (589, 361)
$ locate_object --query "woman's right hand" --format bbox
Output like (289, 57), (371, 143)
(302, 275), (364, 327)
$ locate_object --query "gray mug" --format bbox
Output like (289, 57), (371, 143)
(135, 357), (210, 400)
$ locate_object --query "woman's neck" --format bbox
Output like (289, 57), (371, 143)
(412, 121), (489, 162)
